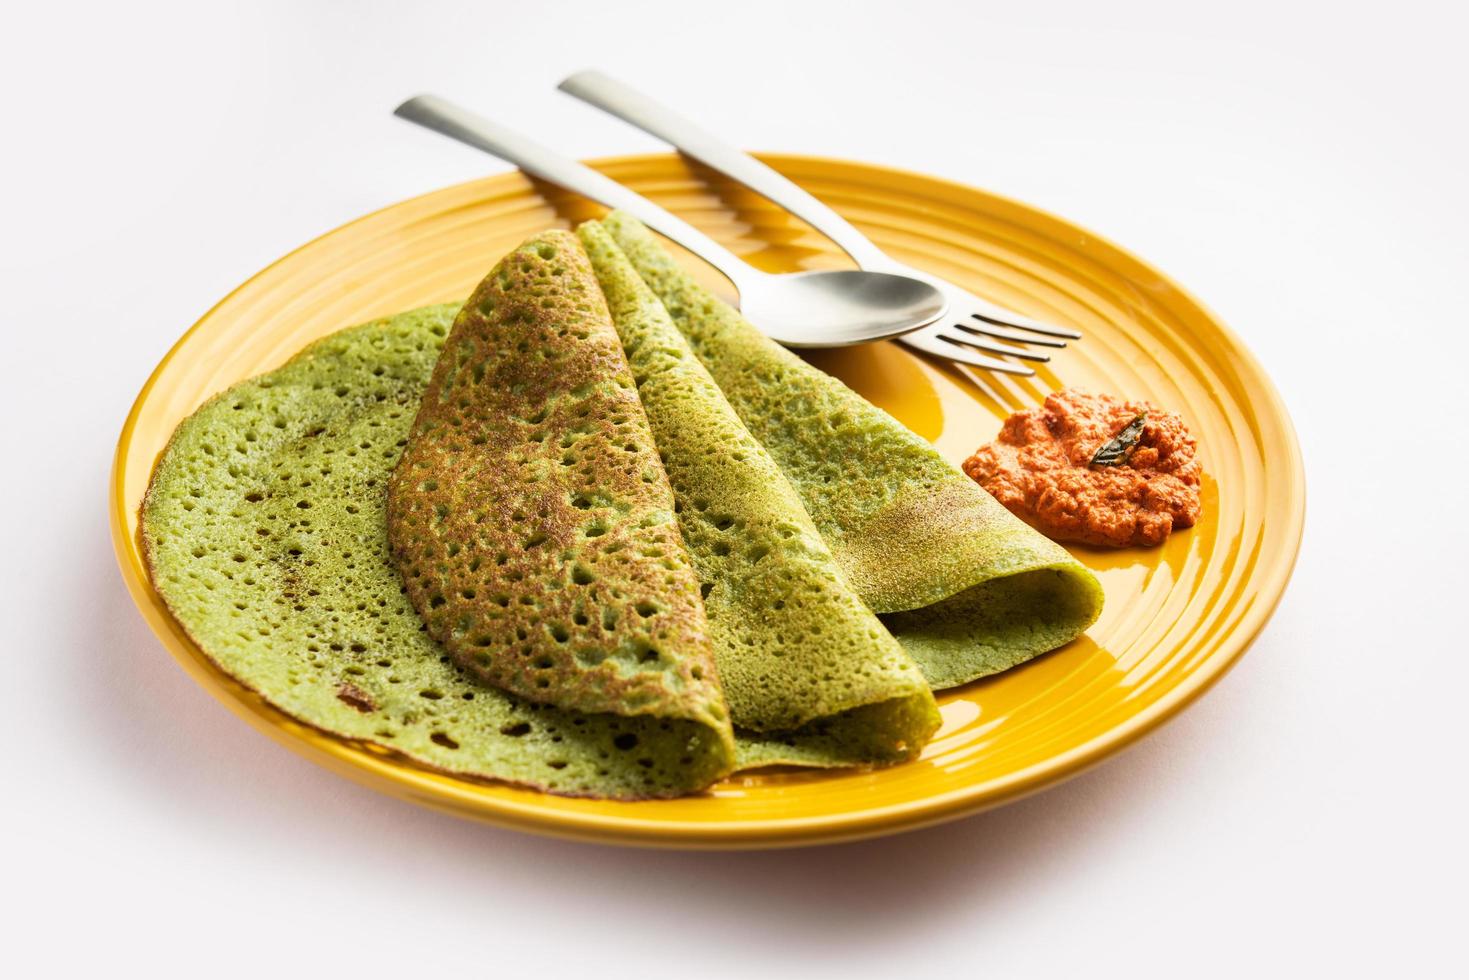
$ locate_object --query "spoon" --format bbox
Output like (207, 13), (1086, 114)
(394, 95), (948, 348)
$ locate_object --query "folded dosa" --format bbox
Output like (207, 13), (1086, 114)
(603, 213), (1105, 689)
(580, 221), (938, 767)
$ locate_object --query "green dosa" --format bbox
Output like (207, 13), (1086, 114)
(388, 231), (730, 741)
(141, 302), (734, 800)
(604, 212), (1105, 689)
(579, 221), (939, 768)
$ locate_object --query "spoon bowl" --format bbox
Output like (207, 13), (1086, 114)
(738, 268), (948, 347)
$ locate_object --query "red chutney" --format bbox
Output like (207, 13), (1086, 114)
(962, 388), (1202, 548)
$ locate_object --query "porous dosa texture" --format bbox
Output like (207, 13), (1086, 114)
(580, 221), (938, 767)
(604, 213), (1105, 689)
(387, 231), (732, 750)
(141, 304), (733, 799)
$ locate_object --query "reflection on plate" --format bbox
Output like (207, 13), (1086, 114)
(111, 154), (1303, 847)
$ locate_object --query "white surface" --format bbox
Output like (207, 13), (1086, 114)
(4, 1), (1465, 975)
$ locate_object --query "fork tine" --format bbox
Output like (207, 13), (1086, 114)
(943, 329), (1052, 363)
(965, 294), (1082, 339)
(972, 310), (1082, 340)
(959, 317), (1069, 348)
(899, 328), (1036, 376)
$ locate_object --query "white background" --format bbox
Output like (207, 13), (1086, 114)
(4, 1), (1465, 976)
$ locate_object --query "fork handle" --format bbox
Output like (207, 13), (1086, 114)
(395, 94), (760, 295)
(559, 71), (893, 269)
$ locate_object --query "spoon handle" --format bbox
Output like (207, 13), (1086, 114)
(395, 94), (757, 293)
(558, 71), (892, 269)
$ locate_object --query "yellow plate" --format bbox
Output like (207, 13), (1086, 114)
(110, 154), (1304, 848)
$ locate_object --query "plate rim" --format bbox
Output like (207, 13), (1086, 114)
(110, 152), (1306, 848)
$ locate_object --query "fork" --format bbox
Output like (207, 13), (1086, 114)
(559, 70), (1082, 377)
